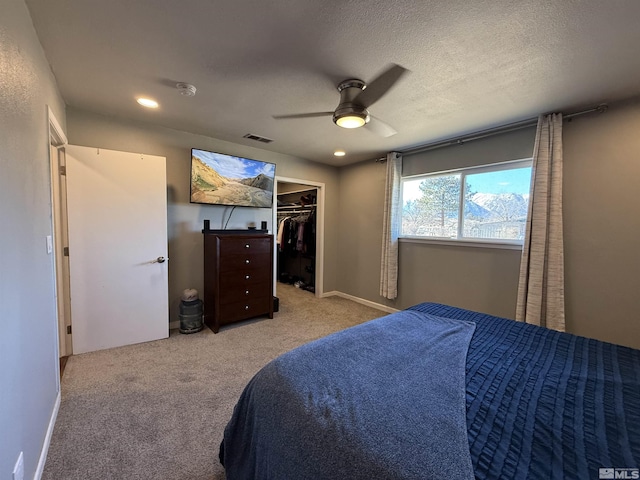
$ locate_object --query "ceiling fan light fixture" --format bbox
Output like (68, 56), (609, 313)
(273, 66), (407, 137)
(335, 114), (367, 129)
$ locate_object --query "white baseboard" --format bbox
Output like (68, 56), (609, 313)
(35, 390), (61, 480)
(322, 291), (400, 314)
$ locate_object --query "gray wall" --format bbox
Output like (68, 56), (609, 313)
(337, 103), (640, 349)
(563, 99), (640, 347)
(0, 0), (67, 478)
(66, 108), (340, 321)
(335, 159), (388, 298)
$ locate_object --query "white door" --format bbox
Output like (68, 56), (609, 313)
(65, 145), (169, 354)
(50, 143), (72, 357)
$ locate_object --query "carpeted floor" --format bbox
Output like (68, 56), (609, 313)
(42, 284), (387, 480)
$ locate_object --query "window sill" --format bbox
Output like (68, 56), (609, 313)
(399, 236), (523, 250)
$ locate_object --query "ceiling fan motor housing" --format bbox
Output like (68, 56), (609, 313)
(333, 79), (370, 126)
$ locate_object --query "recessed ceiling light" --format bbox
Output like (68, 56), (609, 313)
(334, 150), (346, 157)
(136, 97), (159, 108)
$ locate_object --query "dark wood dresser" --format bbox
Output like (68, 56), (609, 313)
(203, 231), (274, 333)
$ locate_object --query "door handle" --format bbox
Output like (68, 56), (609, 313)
(154, 256), (167, 263)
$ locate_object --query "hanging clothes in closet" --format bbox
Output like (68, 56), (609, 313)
(276, 189), (317, 293)
(278, 210), (315, 256)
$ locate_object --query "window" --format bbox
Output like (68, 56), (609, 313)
(400, 160), (532, 243)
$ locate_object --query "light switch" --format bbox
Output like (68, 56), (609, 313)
(46, 235), (53, 254)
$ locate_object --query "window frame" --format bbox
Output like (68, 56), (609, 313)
(399, 158), (533, 248)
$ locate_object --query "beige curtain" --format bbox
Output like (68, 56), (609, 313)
(380, 152), (402, 300)
(516, 113), (565, 331)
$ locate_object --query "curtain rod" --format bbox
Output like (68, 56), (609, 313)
(395, 103), (608, 157)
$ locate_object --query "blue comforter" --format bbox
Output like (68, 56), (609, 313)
(221, 303), (640, 479)
(221, 309), (476, 479)
(409, 303), (640, 479)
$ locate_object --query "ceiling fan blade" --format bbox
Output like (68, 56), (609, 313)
(272, 112), (334, 119)
(366, 115), (398, 138)
(355, 64), (409, 108)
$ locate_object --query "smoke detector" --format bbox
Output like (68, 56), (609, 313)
(176, 83), (197, 97)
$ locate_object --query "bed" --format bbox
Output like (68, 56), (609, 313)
(220, 303), (640, 479)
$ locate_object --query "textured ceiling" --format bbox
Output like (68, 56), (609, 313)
(25, 0), (640, 166)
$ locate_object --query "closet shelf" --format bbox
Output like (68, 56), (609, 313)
(277, 188), (317, 196)
(277, 204), (317, 209)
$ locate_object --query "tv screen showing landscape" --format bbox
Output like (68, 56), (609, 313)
(190, 148), (275, 208)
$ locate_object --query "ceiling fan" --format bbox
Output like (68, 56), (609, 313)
(273, 64), (408, 137)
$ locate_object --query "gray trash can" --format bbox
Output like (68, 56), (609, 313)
(179, 288), (203, 334)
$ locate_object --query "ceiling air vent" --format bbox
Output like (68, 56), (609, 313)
(243, 133), (273, 144)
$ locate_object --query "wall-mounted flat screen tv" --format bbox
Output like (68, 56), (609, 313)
(190, 148), (276, 208)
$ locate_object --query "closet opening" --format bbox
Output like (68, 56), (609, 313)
(273, 178), (324, 299)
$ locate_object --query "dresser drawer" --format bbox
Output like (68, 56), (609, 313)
(219, 252), (270, 273)
(219, 282), (270, 305)
(219, 268), (271, 291)
(220, 237), (271, 255)
(219, 296), (271, 324)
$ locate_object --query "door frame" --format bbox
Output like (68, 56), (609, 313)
(273, 176), (325, 297)
(47, 107), (72, 361)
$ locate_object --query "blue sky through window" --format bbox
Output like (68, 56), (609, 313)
(403, 166), (531, 203)
(466, 167), (531, 195)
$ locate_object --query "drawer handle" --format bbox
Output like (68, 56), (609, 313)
(245, 275), (250, 280)
(245, 244), (250, 248)
(245, 259), (250, 264)
(245, 305), (250, 310)
(245, 290), (250, 295)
